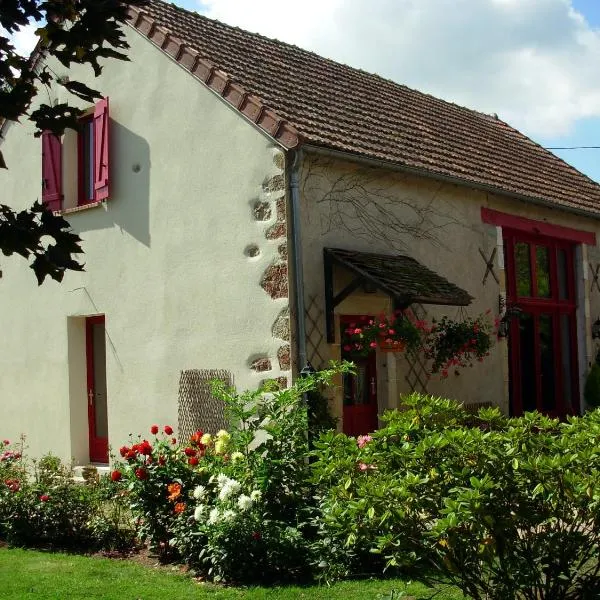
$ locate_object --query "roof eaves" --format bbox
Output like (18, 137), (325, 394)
(127, 6), (302, 150)
(303, 143), (600, 221)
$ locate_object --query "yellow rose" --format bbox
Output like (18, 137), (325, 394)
(200, 433), (212, 446)
(230, 451), (244, 463)
(216, 430), (230, 440)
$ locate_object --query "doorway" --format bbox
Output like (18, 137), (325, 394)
(504, 231), (579, 417)
(86, 316), (109, 463)
(340, 315), (379, 436)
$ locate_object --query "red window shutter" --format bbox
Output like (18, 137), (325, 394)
(41, 131), (62, 211)
(93, 97), (110, 201)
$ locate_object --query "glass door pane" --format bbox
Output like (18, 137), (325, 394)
(535, 246), (551, 298)
(518, 313), (536, 411)
(539, 314), (556, 411)
(515, 242), (532, 296)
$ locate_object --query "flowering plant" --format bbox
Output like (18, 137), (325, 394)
(341, 311), (422, 358)
(423, 312), (496, 376)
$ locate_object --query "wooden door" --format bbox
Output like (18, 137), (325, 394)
(86, 316), (109, 463)
(504, 231), (579, 417)
(341, 316), (379, 436)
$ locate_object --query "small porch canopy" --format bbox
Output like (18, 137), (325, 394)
(324, 247), (473, 342)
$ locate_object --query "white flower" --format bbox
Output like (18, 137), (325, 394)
(194, 505), (206, 521)
(218, 479), (241, 501)
(208, 508), (221, 525)
(230, 451), (244, 463)
(216, 429), (230, 440)
(250, 490), (262, 502)
(216, 473), (229, 488)
(200, 433), (212, 445)
(237, 494), (252, 511)
(222, 509), (236, 522)
(192, 485), (206, 500)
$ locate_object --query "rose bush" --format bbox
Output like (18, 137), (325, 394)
(118, 364), (352, 582)
(0, 444), (134, 550)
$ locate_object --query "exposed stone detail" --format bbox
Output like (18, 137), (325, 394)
(276, 198), (286, 222)
(244, 244), (260, 258)
(260, 376), (288, 390)
(272, 307), (290, 341)
(278, 242), (287, 261)
(273, 152), (285, 170)
(277, 345), (291, 370)
(250, 357), (272, 372)
(253, 201), (272, 221)
(266, 222), (286, 240)
(261, 263), (288, 299)
(262, 174), (285, 193)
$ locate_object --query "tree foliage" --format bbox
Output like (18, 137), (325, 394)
(0, 0), (147, 284)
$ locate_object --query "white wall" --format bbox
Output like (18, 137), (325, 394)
(0, 27), (290, 463)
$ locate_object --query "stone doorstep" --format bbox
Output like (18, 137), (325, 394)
(72, 464), (110, 484)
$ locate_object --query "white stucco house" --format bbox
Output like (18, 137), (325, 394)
(2, 0), (600, 465)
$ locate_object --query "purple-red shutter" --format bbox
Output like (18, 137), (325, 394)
(93, 97), (110, 201)
(41, 131), (62, 211)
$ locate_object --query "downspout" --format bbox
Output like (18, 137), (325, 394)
(288, 149), (309, 374)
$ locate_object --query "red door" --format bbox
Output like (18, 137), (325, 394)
(86, 316), (109, 463)
(341, 316), (379, 436)
(504, 231), (579, 418)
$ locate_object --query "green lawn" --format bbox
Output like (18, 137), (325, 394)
(0, 547), (464, 599)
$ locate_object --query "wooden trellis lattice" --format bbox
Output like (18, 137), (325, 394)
(590, 262), (600, 293)
(178, 369), (231, 440)
(404, 304), (429, 393)
(305, 294), (329, 370)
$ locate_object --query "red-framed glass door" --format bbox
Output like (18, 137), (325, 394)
(341, 315), (379, 436)
(86, 316), (109, 463)
(504, 230), (579, 418)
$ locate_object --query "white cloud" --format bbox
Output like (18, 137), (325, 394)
(197, 0), (600, 137)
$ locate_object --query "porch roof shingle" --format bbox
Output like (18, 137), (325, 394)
(325, 247), (473, 307)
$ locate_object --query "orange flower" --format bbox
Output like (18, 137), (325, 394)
(174, 502), (186, 514)
(167, 482), (182, 502)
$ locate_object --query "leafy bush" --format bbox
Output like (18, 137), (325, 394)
(118, 364), (351, 583)
(311, 395), (600, 599)
(0, 444), (135, 551)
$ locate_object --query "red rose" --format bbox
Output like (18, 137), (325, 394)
(171, 438), (177, 445)
(135, 468), (148, 480)
(164, 425), (174, 435)
(188, 456), (199, 466)
(125, 449), (137, 461)
(184, 447), (196, 457)
(158, 456), (166, 466)
(39, 494), (50, 502)
(138, 440), (153, 456)
(119, 446), (129, 457)
(2, 440), (9, 445)
(111, 470), (122, 482)
(150, 425), (159, 435)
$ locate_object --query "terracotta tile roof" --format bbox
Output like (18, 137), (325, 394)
(129, 0), (600, 217)
(325, 248), (473, 307)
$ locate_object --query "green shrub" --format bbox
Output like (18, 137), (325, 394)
(118, 363), (352, 583)
(0, 448), (135, 551)
(311, 395), (600, 599)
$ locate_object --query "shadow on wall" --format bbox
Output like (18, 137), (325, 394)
(71, 120), (151, 247)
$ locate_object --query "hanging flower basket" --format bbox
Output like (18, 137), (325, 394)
(422, 311), (497, 377)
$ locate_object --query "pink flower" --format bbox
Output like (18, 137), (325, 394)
(358, 462), (375, 471)
(354, 328), (362, 335)
(343, 345), (352, 352)
(369, 342), (378, 348)
(357, 434), (373, 448)
(2, 440), (9, 446)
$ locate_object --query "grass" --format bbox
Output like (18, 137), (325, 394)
(0, 547), (465, 600)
